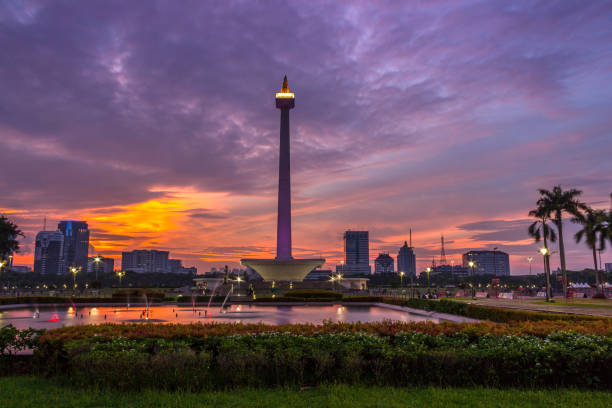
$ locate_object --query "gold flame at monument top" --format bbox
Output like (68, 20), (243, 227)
(276, 75), (294, 98)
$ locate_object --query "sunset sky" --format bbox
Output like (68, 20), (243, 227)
(1, 1), (611, 275)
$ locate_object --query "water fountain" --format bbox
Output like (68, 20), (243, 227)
(220, 284), (233, 313)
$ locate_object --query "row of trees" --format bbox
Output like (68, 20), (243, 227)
(528, 186), (612, 300)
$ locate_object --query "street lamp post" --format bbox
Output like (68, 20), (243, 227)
(425, 267), (432, 290)
(540, 248), (552, 302)
(527, 257), (534, 276)
(116, 270), (126, 288)
(70, 266), (80, 291)
(468, 261), (476, 299)
(93, 255), (102, 281)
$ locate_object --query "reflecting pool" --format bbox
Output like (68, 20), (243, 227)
(0, 304), (442, 330)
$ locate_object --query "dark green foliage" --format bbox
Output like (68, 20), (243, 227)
(0, 215), (23, 259)
(283, 289), (343, 300)
(34, 331), (612, 390)
(111, 289), (166, 301)
(0, 296), (167, 305)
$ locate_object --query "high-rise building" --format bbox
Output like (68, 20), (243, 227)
(57, 221), (90, 273)
(121, 249), (169, 273)
(462, 250), (510, 276)
(605, 263), (612, 273)
(34, 231), (64, 275)
(87, 255), (114, 275)
(432, 264), (469, 278)
(342, 230), (371, 275)
(397, 241), (416, 277)
(374, 253), (395, 274)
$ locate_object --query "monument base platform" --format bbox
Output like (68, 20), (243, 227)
(240, 258), (325, 281)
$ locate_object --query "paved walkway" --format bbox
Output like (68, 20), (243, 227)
(463, 298), (612, 318)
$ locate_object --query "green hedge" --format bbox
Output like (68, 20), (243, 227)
(382, 298), (609, 323)
(176, 295), (227, 303)
(254, 296), (337, 303)
(35, 331), (612, 390)
(282, 289), (342, 300)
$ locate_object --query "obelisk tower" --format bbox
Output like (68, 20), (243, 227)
(275, 76), (295, 259)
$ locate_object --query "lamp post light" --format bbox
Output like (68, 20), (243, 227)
(115, 270), (126, 288)
(399, 271), (405, 289)
(539, 247), (552, 302)
(526, 257), (534, 276)
(93, 255), (102, 281)
(468, 261), (476, 299)
(425, 267), (432, 288)
(70, 266), (80, 291)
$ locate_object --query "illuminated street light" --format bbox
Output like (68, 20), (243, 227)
(93, 255), (102, 281)
(115, 270), (126, 287)
(70, 266), (81, 290)
(399, 271), (405, 288)
(425, 267), (432, 287)
(539, 248), (551, 301)
(467, 261), (476, 299)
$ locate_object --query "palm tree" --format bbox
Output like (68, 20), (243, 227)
(533, 186), (587, 297)
(572, 208), (607, 293)
(528, 208), (557, 301)
(0, 215), (24, 261)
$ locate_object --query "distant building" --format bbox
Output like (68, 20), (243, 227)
(341, 230), (371, 275)
(168, 258), (197, 274)
(432, 264), (469, 278)
(374, 253), (395, 274)
(462, 250), (510, 276)
(11, 265), (31, 273)
(605, 263), (612, 273)
(58, 221), (90, 273)
(121, 250), (196, 273)
(121, 249), (169, 273)
(304, 269), (333, 281)
(34, 231), (64, 275)
(397, 241), (416, 277)
(87, 256), (114, 275)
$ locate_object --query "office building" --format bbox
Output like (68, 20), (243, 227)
(34, 231), (64, 275)
(121, 249), (169, 273)
(340, 230), (371, 275)
(397, 241), (416, 277)
(432, 264), (469, 278)
(58, 221), (90, 273)
(374, 253), (395, 274)
(462, 250), (510, 276)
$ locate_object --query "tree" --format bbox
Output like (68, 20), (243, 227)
(0, 215), (24, 261)
(533, 186), (586, 297)
(528, 208), (557, 301)
(572, 208), (607, 293)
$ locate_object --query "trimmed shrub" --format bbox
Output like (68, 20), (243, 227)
(34, 331), (612, 389)
(282, 289), (343, 300)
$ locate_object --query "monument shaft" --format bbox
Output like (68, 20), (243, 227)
(276, 107), (292, 259)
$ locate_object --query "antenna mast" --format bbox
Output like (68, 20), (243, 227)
(440, 234), (447, 265)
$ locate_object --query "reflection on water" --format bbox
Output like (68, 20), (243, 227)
(0, 304), (440, 330)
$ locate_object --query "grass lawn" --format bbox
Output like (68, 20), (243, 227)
(530, 301), (612, 309)
(1, 377), (611, 408)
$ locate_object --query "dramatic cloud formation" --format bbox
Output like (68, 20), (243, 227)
(1, 0), (611, 274)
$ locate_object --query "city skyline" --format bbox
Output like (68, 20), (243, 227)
(2, 2), (611, 274)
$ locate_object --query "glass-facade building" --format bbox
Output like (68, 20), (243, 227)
(58, 221), (90, 273)
(462, 250), (510, 276)
(341, 230), (371, 275)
